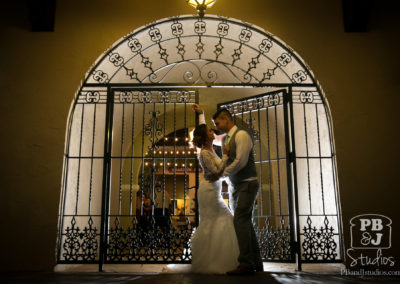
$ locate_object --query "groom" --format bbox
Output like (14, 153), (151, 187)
(193, 104), (263, 275)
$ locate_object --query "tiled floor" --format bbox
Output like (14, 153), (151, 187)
(2, 263), (399, 283)
(1, 271), (400, 284)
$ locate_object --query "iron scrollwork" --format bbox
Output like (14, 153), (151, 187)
(85, 91), (100, 103)
(302, 216), (338, 261)
(194, 20), (206, 58)
(128, 37), (156, 81)
(107, 217), (194, 262)
(300, 91), (314, 103)
(292, 70), (308, 83)
(144, 111), (163, 150)
(88, 16), (315, 85)
(119, 91), (133, 103)
(171, 20), (185, 60)
(92, 70), (108, 84)
(62, 217), (99, 262)
(149, 26), (169, 65)
(214, 21), (229, 60)
(268, 94), (280, 106)
(232, 28), (252, 65)
(109, 52), (125, 67)
(115, 91), (196, 104)
(277, 53), (292, 67)
(256, 218), (291, 261)
(262, 68), (276, 82)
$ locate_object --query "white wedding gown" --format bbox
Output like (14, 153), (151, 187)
(190, 149), (240, 274)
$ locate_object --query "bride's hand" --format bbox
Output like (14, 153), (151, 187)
(223, 144), (230, 155)
(191, 104), (203, 114)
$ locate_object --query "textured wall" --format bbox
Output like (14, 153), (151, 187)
(0, 0), (399, 271)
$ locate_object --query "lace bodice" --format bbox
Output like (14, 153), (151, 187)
(199, 150), (228, 179)
(190, 149), (239, 274)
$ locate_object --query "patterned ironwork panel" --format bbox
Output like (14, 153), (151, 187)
(85, 15), (312, 85)
(106, 216), (193, 262)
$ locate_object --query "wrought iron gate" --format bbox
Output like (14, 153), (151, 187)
(102, 88), (199, 266)
(58, 88), (199, 269)
(218, 88), (342, 267)
(57, 14), (343, 272)
(218, 89), (296, 263)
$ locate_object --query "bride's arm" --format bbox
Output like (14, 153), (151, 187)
(201, 150), (228, 175)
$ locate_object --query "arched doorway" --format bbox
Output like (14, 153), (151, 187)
(56, 15), (343, 271)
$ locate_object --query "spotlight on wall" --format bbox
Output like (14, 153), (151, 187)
(187, 0), (216, 17)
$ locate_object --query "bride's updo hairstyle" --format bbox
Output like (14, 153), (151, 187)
(192, 124), (208, 148)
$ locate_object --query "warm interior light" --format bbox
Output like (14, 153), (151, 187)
(174, 198), (190, 215)
(187, 0), (216, 17)
(188, 0), (216, 9)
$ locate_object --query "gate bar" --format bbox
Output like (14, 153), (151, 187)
(99, 86), (115, 272)
(283, 88), (299, 268)
(287, 86), (302, 271)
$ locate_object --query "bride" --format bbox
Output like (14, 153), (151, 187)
(189, 119), (240, 274)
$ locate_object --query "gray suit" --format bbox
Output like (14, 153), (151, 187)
(226, 128), (263, 269)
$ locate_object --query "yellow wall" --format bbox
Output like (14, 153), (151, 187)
(1, 0), (399, 271)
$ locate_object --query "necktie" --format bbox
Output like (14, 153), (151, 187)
(224, 135), (229, 145)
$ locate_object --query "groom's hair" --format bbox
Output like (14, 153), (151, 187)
(212, 108), (233, 121)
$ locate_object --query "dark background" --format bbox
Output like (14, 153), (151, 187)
(0, 0), (399, 271)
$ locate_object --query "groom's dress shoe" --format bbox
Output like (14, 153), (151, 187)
(226, 265), (255, 275)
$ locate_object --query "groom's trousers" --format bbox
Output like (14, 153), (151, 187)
(230, 180), (263, 269)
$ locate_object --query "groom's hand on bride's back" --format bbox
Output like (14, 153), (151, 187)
(205, 172), (220, 182)
(222, 144), (230, 155)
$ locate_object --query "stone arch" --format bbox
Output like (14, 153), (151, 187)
(57, 15), (343, 269)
